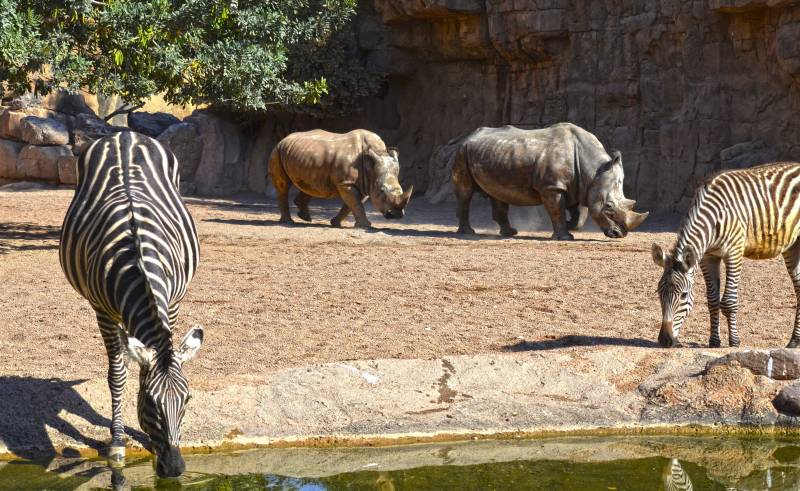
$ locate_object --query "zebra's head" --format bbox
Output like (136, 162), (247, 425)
(652, 244), (698, 348)
(125, 326), (204, 478)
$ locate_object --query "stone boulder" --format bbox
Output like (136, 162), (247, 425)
(0, 139), (25, 179)
(774, 382), (800, 415)
(19, 116), (69, 145)
(72, 114), (127, 155)
(706, 349), (800, 380)
(181, 111), (246, 195)
(57, 154), (78, 185)
(129, 111), (181, 138)
(17, 145), (72, 181)
(158, 122), (202, 194)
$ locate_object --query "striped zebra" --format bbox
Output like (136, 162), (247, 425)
(652, 162), (800, 348)
(662, 459), (694, 491)
(59, 131), (203, 478)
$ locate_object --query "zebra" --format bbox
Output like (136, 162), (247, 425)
(652, 162), (800, 348)
(59, 131), (203, 478)
(662, 458), (694, 491)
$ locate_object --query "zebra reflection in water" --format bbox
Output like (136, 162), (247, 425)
(663, 458), (694, 491)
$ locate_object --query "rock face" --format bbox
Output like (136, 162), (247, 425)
(289, 0), (800, 210)
(129, 111), (181, 138)
(19, 116), (69, 145)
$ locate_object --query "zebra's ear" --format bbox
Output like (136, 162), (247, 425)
(176, 325), (204, 365)
(684, 248), (698, 269)
(126, 336), (156, 370)
(651, 243), (667, 268)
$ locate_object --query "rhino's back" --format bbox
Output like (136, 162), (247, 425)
(463, 123), (582, 205)
(278, 129), (378, 197)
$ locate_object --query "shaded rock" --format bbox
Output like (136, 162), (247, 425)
(19, 116), (69, 145)
(774, 382), (800, 415)
(157, 122), (201, 190)
(0, 110), (28, 141)
(183, 111), (245, 195)
(706, 349), (800, 380)
(0, 139), (24, 179)
(425, 134), (467, 204)
(38, 90), (96, 116)
(72, 114), (126, 155)
(57, 154), (78, 185)
(129, 111), (181, 138)
(18, 145), (72, 181)
(719, 140), (779, 169)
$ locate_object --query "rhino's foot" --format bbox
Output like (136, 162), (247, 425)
(279, 216), (295, 225)
(456, 225), (475, 235)
(550, 232), (574, 241)
(297, 210), (312, 222)
(500, 227), (518, 237)
(354, 220), (373, 230)
(330, 218), (343, 228)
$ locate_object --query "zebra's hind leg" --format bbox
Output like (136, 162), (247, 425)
(701, 255), (722, 348)
(720, 252), (744, 347)
(782, 243), (800, 348)
(96, 310), (128, 465)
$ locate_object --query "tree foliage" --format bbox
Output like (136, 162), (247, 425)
(0, 0), (382, 114)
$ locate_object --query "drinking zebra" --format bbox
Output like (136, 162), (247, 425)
(652, 162), (800, 348)
(662, 459), (694, 491)
(59, 131), (203, 478)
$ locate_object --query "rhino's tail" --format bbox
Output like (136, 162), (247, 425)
(455, 144), (488, 198)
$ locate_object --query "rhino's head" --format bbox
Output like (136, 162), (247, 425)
(367, 147), (413, 219)
(586, 151), (648, 238)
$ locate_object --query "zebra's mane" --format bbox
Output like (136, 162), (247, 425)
(673, 182), (712, 262)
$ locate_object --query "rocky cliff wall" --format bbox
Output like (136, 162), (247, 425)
(295, 0), (800, 211)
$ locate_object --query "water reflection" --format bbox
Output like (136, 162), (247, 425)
(9, 436), (800, 490)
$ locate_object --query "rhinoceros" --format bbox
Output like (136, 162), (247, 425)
(452, 123), (648, 239)
(268, 129), (412, 229)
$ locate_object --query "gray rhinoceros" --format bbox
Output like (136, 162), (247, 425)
(452, 123), (648, 239)
(268, 129), (412, 229)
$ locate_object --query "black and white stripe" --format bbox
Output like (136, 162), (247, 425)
(653, 162), (800, 348)
(59, 131), (203, 477)
(663, 459), (694, 491)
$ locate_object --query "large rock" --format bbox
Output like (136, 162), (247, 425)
(182, 111), (246, 195)
(706, 349), (800, 380)
(72, 114), (126, 155)
(157, 122), (202, 194)
(0, 139), (24, 179)
(129, 111), (181, 138)
(57, 154), (78, 185)
(774, 382), (800, 415)
(17, 145), (72, 181)
(19, 116), (69, 145)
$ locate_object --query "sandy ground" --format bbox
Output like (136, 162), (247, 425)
(1, 188), (797, 389)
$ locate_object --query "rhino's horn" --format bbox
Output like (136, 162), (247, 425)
(624, 210), (649, 231)
(402, 185), (413, 203)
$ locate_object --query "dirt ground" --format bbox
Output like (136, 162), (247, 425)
(1, 189), (797, 389)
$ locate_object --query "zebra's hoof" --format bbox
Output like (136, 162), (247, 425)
(108, 446), (126, 466)
(788, 340), (800, 349)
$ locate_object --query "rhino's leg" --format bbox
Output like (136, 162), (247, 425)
(567, 205), (588, 231)
(294, 192), (313, 222)
(337, 185), (372, 229)
(453, 152), (476, 235)
(268, 153), (294, 224)
(542, 190), (574, 241)
(330, 204), (350, 228)
(491, 198), (517, 237)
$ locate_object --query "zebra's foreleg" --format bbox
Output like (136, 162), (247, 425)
(782, 244), (800, 348)
(720, 253), (744, 347)
(700, 255), (722, 348)
(96, 311), (128, 464)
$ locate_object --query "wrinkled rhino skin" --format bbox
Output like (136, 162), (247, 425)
(452, 123), (648, 239)
(268, 129), (412, 229)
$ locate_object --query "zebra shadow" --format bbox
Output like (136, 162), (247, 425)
(0, 376), (147, 470)
(0, 222), (60, 255)
(504, 335), (661, 351)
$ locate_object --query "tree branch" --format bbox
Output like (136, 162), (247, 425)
(103, 103), (144, 122)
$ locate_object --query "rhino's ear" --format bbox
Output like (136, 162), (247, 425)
(366, 147), (381, 167)
(388, 147), (399, 161)
(609, 150), (622, 167)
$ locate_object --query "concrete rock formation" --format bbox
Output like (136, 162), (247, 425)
(293, 0), (800, 210)
(129, 111), (181, 138)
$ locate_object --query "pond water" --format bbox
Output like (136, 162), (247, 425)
(2, 435), (799, 490)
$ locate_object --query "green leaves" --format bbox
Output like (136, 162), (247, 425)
(0, 0), (382, 114)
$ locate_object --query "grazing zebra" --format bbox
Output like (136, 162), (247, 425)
(652, 162), (800, 348)
(662, 459), (694, 491)
(59, 131), (203, 478)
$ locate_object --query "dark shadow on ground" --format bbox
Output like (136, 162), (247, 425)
(504, 335), (662, 351)
(0, 376), (148, 469)
(0, 222), (60, 255)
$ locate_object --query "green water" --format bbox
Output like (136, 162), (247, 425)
(1, 435), (798, 490)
